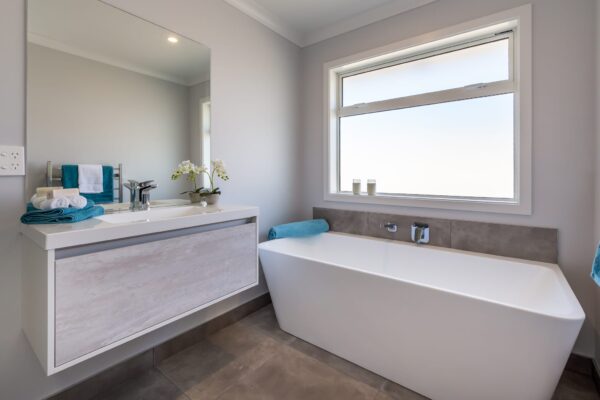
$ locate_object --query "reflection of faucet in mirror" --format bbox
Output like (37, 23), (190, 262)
(123, 180), (139, 209)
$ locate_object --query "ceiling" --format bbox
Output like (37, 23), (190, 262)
(224, 0), (437, 47)
(27, 0), (211, 86)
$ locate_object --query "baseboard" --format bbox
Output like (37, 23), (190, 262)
(47, 293), (272, 400)
(565, 353), (593, 376)
(565, 353), (600, 396)
(593, 359), (600, 395)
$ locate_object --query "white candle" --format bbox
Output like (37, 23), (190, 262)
(352, 179), (361, 195)
(367, 179), (376, 196)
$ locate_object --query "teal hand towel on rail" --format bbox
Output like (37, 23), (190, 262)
(268, 219), (329, 240)
(62, 165), (114, 203)
(592, 243), (600, 286)
(21, 201), (104, 224)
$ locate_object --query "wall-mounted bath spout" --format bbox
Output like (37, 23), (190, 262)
(411, 223), (429, 244)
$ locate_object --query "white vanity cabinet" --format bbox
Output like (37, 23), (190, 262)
(21, 205), (259, 375)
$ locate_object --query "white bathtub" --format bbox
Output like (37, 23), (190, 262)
(258, 232), (584, 400)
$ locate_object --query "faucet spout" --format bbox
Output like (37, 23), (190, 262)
(411, 222), (430, 244)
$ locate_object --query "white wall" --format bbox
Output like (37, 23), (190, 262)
(299, 0), (597, 356)
(0, 0), (301, 398)
(27, 43), (190, 199)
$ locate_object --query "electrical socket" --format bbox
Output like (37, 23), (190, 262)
(0, 145), (25, 176)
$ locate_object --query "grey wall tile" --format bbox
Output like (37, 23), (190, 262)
(313, 208), (368, 235)
(450, 220), (558, 263)
(314, 207), (558, 263)
(364, 212), (451, 248)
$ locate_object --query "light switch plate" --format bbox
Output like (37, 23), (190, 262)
(0, 145), (25, 176)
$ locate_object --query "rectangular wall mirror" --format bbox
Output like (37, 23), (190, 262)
(26, 0), (211, 202)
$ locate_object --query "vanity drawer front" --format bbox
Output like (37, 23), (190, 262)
(54, 223), (257, 367)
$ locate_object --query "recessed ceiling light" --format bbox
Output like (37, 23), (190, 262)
(167, 36), (179, 44)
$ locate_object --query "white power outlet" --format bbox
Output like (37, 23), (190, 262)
(0, 145), (25, 176)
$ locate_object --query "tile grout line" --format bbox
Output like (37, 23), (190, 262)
(155, 365), (193, 400)
(155, 310), (283, 400)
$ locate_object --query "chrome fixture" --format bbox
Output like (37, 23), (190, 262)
(123, 179), (157, 211)
(411, 222), (429, 244)
(123, 180), (139, 211)
(138, 180), (158, 211)
(383, 222), (398, 233)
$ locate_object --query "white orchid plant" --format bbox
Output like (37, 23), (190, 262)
(171, 160), (229, 196)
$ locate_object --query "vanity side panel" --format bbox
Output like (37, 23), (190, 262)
(54, 223), (258, 367)
(21, 238), (54, 374)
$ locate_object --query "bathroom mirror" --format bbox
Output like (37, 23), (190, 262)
(26, 0), (211, 201)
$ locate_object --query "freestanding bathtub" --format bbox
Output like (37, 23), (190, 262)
(259, 232), (584, 400)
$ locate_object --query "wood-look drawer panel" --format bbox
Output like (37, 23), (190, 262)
(54, 223), (257, 366)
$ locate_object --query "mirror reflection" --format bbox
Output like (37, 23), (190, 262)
(26, 0), (211, 204)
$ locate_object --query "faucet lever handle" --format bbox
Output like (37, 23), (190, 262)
(138, 180), (155, 187)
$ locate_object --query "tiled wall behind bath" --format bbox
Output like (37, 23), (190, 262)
(313, 208), (558, 263)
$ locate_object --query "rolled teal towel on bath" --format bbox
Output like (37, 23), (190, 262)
(21, 201), (104, 224)
(268, 219), (329, 240)
(592, 243), (600, 286)
(62, 164), (114, 203)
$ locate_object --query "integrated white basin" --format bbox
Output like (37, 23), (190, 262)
(96, 206), (219, 224)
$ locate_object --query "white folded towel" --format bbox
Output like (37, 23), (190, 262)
(67, 195), (88, 209)
(39, 197), (70, 210)
(30, 195), (46, 210)
(78, 164), (103, 193)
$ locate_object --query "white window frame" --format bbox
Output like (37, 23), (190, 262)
(323, 5), (532, 214)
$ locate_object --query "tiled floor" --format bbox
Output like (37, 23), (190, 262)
(94, 306), (599, 400)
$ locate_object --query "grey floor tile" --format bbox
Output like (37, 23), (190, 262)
(237, 304), (296, 344)
(83, 305), (600, 400)
(93, 369), (188, 400)
(552, 370), (600, 400)
(224, 344), (379, 400)
(289, 337), (385, 391)
(158, 334), (281, 400)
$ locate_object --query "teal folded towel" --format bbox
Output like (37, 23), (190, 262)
(62, 165), (114, 203)
(268, 219), (329, 240)
(21, 200), (104, 224)
(592, 243), (600, 286)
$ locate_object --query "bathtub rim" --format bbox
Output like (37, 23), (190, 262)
(259, 232), (585, 322)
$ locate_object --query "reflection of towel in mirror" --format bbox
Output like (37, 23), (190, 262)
(30, 195), (70, 210)
(67, 195), (88, 209)
(30, 195), (46, 210)
(78, 164), (103, 193)
(40, 197), (69, 210)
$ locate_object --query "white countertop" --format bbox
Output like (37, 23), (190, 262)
(21, 203), (259, 250)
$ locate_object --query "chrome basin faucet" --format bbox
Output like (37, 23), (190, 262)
(123, 179), (157, 211)
(411, 222), (430, 244)
(138, 180), (157, 211)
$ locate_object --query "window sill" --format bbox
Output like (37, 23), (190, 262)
(324, 192), (531, 215)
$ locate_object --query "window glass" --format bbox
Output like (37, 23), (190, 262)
(342, 39), (509, 106)
(339, 94), (514, 198)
